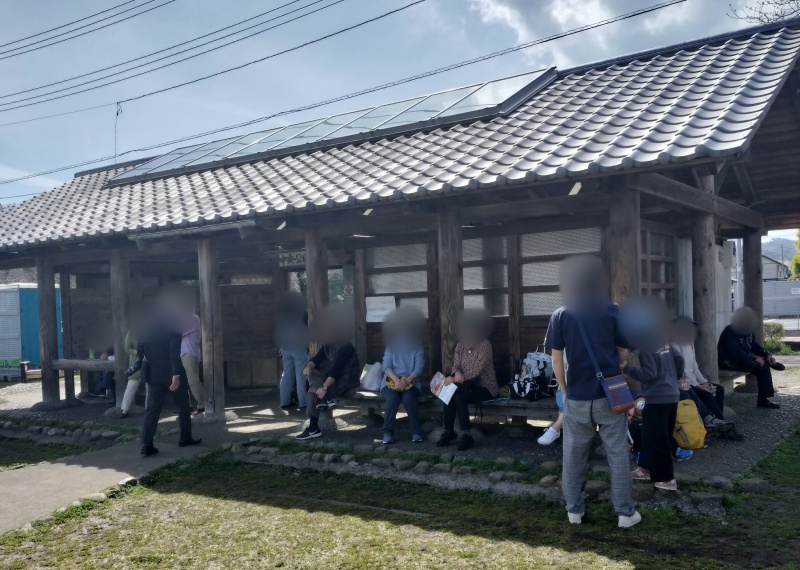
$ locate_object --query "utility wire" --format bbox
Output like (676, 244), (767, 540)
(0, 0), (176, 61)
(0, 0), (345, 108)
(0, 0), (142, 49)
(0, 0), (686, 191)
(0, 0), (312, 100)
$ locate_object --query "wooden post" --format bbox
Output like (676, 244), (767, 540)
(742, 229), (764, 392)
(507, 234), (521, 376)
(198, 239), (225, 420)
(606, 189), (641, 303)
(36, 256), (59, 403)
(691, 171), (719, 384)
(58, 272), (75, 401)
(109, 249), (130, 407)
(437, 208), (463, 374)
(353, 249), (367, 368)
(305, 228), (328, 356)
(426, 242), (441, 375)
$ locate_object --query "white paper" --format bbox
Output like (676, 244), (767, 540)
(365, 296), (396, 323)
(430, 371), (458, 405)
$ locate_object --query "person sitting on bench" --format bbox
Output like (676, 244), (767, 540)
(436, 308), (498, 451)
(380, 305), (426, 445)
(718, 307), (784, 410)
(296, 305), (359, 441)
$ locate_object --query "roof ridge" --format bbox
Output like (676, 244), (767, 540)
(560, 17), (800, 78)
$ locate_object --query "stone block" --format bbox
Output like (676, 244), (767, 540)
(372, 458), (393, 468)
(311, 453), (323, 462)
(101, 431), (119, 440)
(394, 459), (416, 471)
(433, 463), (452, 473)
(539, 475), (558, 488)
(260, 447), (280, 457)
(340, 454), (355, 463)
(495, 456), (515, 467)
(488, 472), (505, 483)
(89, 430), (102, 441)
(584, 480), (610, 495)
(739, 478), (770, 494)
(413, 462), (432, 475)
(81, 493), (107, 503)
(47, 428), (59, 436)
(29, 425), (42, 434)
(456, 466), (475, 475)
(323, 453), (340, 464)
(245, 446), (263, 455)
(706, 476), (733, 491)
(231, 444), (244, 454)
(504, 472), (523, 482)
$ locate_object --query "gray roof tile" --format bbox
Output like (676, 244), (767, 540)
(2, 25), (798, 250)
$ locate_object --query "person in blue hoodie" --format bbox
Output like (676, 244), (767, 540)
(620, 297), (687, 492)
(380, 305), (426, 445)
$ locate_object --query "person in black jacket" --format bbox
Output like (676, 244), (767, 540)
(137, 289), (202, 456)
(296, 304), (359, 441)
(718, 307), (783, 409)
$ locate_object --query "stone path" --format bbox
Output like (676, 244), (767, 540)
(0, 441), (208, 534)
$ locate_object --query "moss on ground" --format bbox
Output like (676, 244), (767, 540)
(0, 435), (92, 471)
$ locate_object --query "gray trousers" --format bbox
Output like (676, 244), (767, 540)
(562, 397), (635, 517)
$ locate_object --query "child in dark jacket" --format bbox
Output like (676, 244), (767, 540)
(624, 345), (685, 491)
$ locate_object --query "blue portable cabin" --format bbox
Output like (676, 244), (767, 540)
(0, 284), (63, 377)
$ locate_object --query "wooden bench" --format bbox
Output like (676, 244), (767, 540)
(338, 389), (559, 424)
(20, 361), (42, 382)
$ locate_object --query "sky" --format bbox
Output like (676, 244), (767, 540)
(0, 0), (793, 240)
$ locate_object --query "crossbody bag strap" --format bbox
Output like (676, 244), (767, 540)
(575, 317), (606, 384)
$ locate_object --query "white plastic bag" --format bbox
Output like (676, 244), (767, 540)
(359, 362), (384, 391)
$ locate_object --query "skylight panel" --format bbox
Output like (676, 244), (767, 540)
(227, 120), (323, 158)
(111, 143), (207, 182)
(380, 85), (481, 130)
(272, 109), (374, 149)
(320, 97), (425, 141)
(437, 71), (544, 118)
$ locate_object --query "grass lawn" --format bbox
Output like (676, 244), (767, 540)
(0, 435), (91, 471)
(2, 431), (800, 569)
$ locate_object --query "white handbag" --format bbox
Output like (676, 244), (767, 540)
(359, 363), (383, 391)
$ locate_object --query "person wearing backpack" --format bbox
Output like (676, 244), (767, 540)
(545, 256), (641, 529)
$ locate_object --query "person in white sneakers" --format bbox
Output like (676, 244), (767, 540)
(537, 388), (564, 446)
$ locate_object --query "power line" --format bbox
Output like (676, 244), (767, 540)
(0, 0), (346, 108)
(0, 0), (176, 61)
(0, 0), (142, 49)
(0, 0), (312, 100)
(0, 0), (686, 191)
(0, 0), (420, 114)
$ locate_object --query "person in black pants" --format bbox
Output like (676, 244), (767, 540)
(137, 288), (202, 456)
(718, 307), (784, 409)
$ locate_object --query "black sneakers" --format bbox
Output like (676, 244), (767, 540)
(178, 437), (202, 447)
(296, 427), (322, 440)
(757, 399), (780, 409)
(316, 398), (337, 411)
(141, 445), (159, 457)
(435, 430), (458, 447)
(456, 434), (474, 451)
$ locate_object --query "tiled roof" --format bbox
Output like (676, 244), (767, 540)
(2, 24), (799, 251)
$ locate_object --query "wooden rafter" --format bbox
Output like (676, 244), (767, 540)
(733, 164), (760, 205)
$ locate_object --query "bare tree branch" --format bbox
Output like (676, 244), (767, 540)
(729, 0), (800, 23)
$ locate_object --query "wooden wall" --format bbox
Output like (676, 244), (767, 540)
(220, 283), (278, 388)
(67, 288), (112, 357)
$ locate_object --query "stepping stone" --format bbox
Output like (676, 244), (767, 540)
(495, 456), (515, 467)
(245, 446), (263, 455)
(47, 428), (59, 436)
(81, 493), (107, 503)
(311, 453), (323, 462)
(29, 426), (42, 434)
(394, 460), (416, 471)
(504, 472), (523, 482)
(541, 461), (560, 472)
(539, 475), (558, 488)
(260, 447), (280, 457)
(739, 479), (770, 494)
(323, 454), (340, 464)
(89, 431), (102, 441)
(433, 463), (452, 473)
(101, 431), (119, 440)
(340, 454), (355, 463)
(584, 480), (610, 495)
(371, 458), (393, 468)
(706, 476), (733, 491)
(689, 492), (723, 505)
(231, 444), (244, 454)
(413, 462), (432, 475)
(675, 473), (702, 485)
(488, 471), (505, 483)
(219, 443), (233, 451)
(456, 466), (475, 475)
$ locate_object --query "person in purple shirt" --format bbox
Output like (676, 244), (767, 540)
(181, 312), (204, 415)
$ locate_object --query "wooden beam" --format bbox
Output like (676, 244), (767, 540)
(198, 239), (225, 420)
(460, 191), (620, 223)
(743, 230), (765, 345)
(606, 189), (641, 303)
(58, 272), (75, 401)
(437, 208), (463, 374)
(304, 228), (328, 356)
(628, 173), (763, 229)
(109, 249), (130, 408)
(353, 249), (367, 368)
(36, 256), (59, 403)
(426, 242), (441, 375)
(732, 164), (759, 206)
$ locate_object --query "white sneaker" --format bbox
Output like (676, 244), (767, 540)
(568, 512), (583, 525)
(538, 427), (561, 446)
(618, 511), (642, 528)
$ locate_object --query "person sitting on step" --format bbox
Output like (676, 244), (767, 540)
(296, 304), (359, 441)
(380, 305), (426, 445)
(718, 307), (784, 410)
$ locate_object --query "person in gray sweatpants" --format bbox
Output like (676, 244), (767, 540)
(545, 255), (640, 528)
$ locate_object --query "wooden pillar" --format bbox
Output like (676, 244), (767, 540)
(58, 272), (76, 401)
(353, 249), (367, 368)
(692, 172), (718, 384)
(426, 242), (441, 375)
(742, 229), (764, 392)
(305, 228), (328, 355)
(606, 189), (641, 303)
(743, 230), (764, 343)
(109, 249), (130, 407)
(199, 239), (225, 420)
(36, 256), (59, 403)
(437, 209), (463, 374)
(507, 234), (521, 377)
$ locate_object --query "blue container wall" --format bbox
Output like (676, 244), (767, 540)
(19, 288), (63, 367)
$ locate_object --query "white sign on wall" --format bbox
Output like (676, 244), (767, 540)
(791, 288), (800, 295)
(365, 296), (396, 322)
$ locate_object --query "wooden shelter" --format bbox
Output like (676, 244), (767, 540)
(1, 21), (799, 416)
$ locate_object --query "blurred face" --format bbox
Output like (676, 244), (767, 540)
(732, 307), (757, 334)
(560, 255), (608, 308)
(671, 320), (697, 345)
(619, 296), (670, 352)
